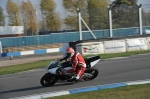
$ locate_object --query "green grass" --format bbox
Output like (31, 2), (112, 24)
(0, 50), (150, 75)
(45, 83), (150, 99)
(85, 50), (150, 59)
(0, 59), (54, 75)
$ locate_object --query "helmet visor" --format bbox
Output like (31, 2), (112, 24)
(66, 52), (71, 58)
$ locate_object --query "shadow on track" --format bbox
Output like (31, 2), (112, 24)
(0, 86), (43, 94)
(0, 82), (74, 94)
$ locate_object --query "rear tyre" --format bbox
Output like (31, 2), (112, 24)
(84, 69), (99, 80)
(40, 73), (57, 87)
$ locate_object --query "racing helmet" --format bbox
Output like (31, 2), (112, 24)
(66, 47), (75, 58)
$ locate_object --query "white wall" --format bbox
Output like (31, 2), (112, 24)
(0, 26), (23, 35)
(126, 38), (147, 52)
(104, 40), (126, 53)
(76, 37), (150, 55)
(76, 42), (104, 55)
(146, 37), (150, 50)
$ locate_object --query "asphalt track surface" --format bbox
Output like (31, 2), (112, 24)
(0, 53), (150, 99)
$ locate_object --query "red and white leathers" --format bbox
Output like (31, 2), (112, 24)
(66, 52), (86, 79)
(59, 50), (86, 79)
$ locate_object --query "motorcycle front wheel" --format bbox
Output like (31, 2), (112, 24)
(40, 73), (57, 87)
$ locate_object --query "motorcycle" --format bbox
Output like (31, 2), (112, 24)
(40, 55), (100, 87)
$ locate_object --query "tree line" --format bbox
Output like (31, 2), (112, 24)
(0, 0), (149, 36)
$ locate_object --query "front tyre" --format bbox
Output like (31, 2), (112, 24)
(40, 73), (57, 87)
(84, 69), (99, 80)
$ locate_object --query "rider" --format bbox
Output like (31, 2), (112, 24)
(58, 47), (86, 81)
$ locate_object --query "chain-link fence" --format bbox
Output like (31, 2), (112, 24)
(79, 4), (150, 38)
(79, 8), (110, 40)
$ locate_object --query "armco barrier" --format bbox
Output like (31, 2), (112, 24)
(9, 79), (150, 99)
(1, 48), (62, 57)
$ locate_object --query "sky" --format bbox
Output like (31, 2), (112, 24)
(0, 0), (150, 25)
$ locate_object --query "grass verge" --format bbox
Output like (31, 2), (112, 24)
(45, 83), (150, 99)
(0, 50), (150, 75)
(0, 59), (54, 75)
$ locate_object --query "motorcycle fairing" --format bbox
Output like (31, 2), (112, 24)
(48, 67), (59, 74)
(63, 67), (72, 71)
(85, 56), (100, 68)
(47, 61), (60, 74)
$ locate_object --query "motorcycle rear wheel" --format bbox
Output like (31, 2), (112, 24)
(84, 68), (99, 80)
(40, 73), (57, 87)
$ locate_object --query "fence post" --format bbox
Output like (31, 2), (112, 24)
(139, 4), (143, 35)
(77, 8), (82, 40)
(108, 6), (113, 38)
(21, 11), (26, 36)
